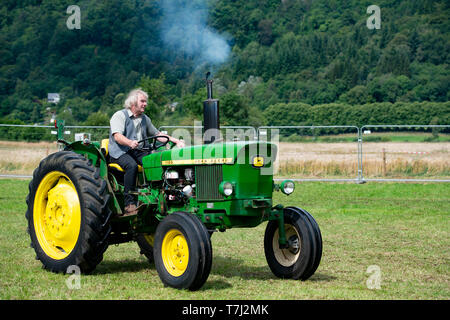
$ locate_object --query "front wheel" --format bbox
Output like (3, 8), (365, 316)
(264, 207), (322, 280)
(153, 212), (212, 290)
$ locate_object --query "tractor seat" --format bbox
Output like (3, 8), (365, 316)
(101, 139), (143, 173)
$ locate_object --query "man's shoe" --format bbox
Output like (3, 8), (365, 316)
(122, 204), (138, 217)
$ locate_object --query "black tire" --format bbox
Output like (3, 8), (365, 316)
(153, 212), (212, 290)
(264, 207), (322, 280)
(288, 207), (322, 280)
(184, 213), (213, 291)
(136, 233), (154, 263)
(26, 151), (112, 273)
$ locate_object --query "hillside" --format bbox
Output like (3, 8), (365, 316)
(0, 0), (448, 127)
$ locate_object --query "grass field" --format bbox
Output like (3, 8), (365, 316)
(0, 141), (58, 175)
(0, 179), (448, 300)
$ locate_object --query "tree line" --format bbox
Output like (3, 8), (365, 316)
(0, 0), (448, 130)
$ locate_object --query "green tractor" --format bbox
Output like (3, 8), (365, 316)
(26, 79), (322, 291)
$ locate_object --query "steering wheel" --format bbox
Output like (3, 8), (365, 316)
(137, 135), (171, 152)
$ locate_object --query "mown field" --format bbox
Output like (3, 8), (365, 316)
(0, 179), (448, 300)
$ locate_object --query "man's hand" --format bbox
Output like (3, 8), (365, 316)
(128, 140), (139, 149)
(113, 133), (139, 149)
(176, 139), (185, 148)
(156, 132), (185, 148)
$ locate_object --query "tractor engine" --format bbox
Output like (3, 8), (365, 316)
(162, 167), (195, 204)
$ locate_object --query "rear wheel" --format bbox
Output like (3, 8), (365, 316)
(153, 212), (212, 290)
(26, 151), (112, 273)
(264, 207), (322, 280)
(136, 233), (155, 263)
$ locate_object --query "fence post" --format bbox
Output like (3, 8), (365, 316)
(357, 127), (365, 183)
(56, 119), (65, 141)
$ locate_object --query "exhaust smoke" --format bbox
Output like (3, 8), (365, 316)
(159, 0), (231, 68)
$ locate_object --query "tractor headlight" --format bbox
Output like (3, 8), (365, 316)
(219, 181), (234, 196)
(280, 180), (295, 195)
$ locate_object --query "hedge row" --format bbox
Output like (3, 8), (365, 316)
(263, 101), (450, 128)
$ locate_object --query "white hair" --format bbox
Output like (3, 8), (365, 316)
(124, 89), (148, 109)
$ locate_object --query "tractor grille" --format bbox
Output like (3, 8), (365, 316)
(195, 165), (224, 201)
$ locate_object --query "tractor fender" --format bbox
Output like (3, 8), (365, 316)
(64, 141), (108, 178)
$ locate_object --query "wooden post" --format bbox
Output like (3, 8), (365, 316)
(382, 148), (386, 176)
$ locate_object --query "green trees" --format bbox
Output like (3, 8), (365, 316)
(181, 87), (206, 120)
(0, 0), (448, 128)
(139, 74), (168, 127)
(83, 111), (109, 126)
(222, 0), (449, 111)
(219, 92), (250, 126)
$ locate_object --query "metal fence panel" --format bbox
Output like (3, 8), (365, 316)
(0, 123), (448, 183)
(257, 126), (361, 182)
(360, 125), (450, 182)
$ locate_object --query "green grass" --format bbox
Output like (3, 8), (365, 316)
(0, 179), (449, 300)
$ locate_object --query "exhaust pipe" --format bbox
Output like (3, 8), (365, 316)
(206, 72), (213, 99)
(203, 72), (220, 144)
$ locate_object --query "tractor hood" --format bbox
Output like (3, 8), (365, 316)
(160, 141), (277, 167)
(142, 141), (278, 181)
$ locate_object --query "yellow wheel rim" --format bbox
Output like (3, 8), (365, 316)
(33, 171), (81, 260)
(161, 229), (189, 277)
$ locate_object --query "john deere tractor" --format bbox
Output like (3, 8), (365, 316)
(26, 77), (322, 291)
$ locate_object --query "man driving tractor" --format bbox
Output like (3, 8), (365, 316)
(109, 88), (185, 216)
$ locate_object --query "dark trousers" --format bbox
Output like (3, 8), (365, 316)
(110, 149), (150, 206)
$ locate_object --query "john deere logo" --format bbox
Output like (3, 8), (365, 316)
(252, 156), (264, 167)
